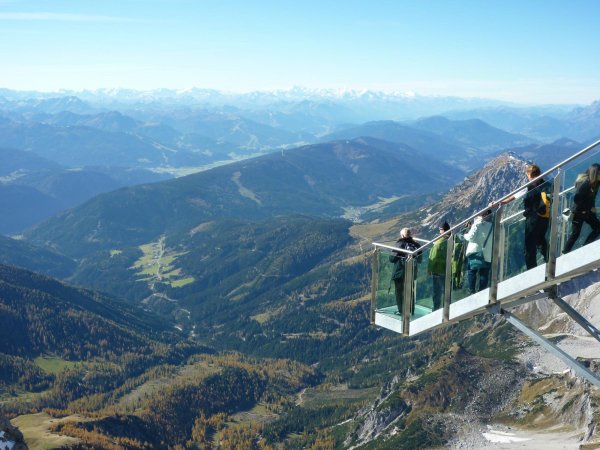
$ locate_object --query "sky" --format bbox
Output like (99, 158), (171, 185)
(1, 0), (599, 104)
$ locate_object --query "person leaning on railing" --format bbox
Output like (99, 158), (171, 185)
(389, 228), (421, 315)
(563, 163), (600, 253)
(460, 210), (493, 294)
(428, 220), (450, 311)
(492, 164), (549, 270)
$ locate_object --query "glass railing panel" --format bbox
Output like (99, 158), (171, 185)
(560, 148), (600, 191)
(500, 193), (525, 281)
(559, 150), (600, 255)
(412, 240), (445, 320)
(500, 180), (553, 280)
(450, 233), (469, 302)
(375, 248), (404, 319)
(451, 210), (496, 301)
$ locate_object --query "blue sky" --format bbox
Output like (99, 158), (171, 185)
(1, 0), (599, 104)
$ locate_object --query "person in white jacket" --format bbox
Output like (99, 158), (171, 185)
(461, 209), (494, 294)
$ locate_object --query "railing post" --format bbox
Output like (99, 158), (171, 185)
(443, 234), (454, 322)
(546, 170), (562, 281)
(370, 248), (378, 324)
(402, 256), (414, 336)
(489, 207), (503, 304)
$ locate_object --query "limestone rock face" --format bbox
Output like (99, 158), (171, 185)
(346, 375), (408, 446)
(1, 412), (27, 450)
(422, 152), (528, 233)
(372, 152), (530, 244)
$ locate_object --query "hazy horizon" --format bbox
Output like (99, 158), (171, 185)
(1, 0), (599, 104)
(0, 85), (593, 108)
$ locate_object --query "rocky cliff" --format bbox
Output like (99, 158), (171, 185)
(421, 152), (528, 234)
(1, 413), (26, 450)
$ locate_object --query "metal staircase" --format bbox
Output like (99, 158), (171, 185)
(371, 139), (600, 387)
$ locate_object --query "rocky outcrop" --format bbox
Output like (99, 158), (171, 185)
(345, 374), (409, 446)
(1, 413), (27, 450)
(422, 152), (528, 233)
(346, 344), (528, 448)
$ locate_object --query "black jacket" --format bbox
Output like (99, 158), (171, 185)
(523, 178), (547, 219)
(572, 179), (598, 215)
(389, 237), (421, 280)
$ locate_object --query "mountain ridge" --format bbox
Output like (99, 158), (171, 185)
(26, 137), (463, 256)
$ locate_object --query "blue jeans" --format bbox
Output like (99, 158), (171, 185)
(467, 266), (490, 293)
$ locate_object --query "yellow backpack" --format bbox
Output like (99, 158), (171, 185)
(538, 191), (551, 218)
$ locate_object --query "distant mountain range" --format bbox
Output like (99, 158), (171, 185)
(507, 138), (584, 170)
(0, 116), (184, 167)
(1, 88), (598, 238)
(409, 115), (535, 151)
(445, 102), (600, 142)
(323, 118), (534, 170)
(0, 86), (512, 115)
(0, 86), (585, 130)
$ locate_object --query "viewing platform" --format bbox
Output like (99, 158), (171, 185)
(371, 140), (600, 387)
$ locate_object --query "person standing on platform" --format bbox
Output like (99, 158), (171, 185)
(462, 210), (494, 293)
(428, 220), (450, 311)
(495, 164), (549, 270)
(564, 163), (600, 253)
(389, 228), (421, 315)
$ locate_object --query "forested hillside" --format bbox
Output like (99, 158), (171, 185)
(27, 137), (463, 256)
(0, 265), (323, 449)
(0, 235), (75, 278)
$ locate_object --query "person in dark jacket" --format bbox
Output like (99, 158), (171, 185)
(389, 228), (421, 315)
(500, 164), (549, 269)
(564, 163), (600, 253)
(428, 220), (450, 311)
(522, 165), (549, 269)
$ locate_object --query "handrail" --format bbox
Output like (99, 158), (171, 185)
(494, 138), (600, 206)
(373, 237), (429, 255)
(375, 139), (600, 254)
(501, 209), (525, 224)
(372, 242), (417, 256)
(499, 185), (575, 225)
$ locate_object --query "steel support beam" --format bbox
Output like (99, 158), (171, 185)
(499, 290), (549, 311)
(551, 296), (600, 344)
(502, 310), (600, 389)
